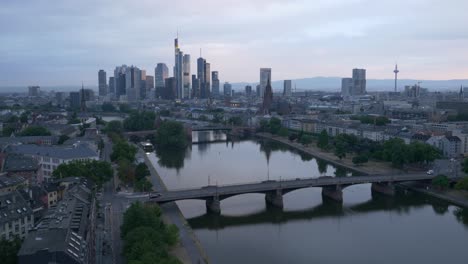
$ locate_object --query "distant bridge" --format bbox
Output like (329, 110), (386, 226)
(124, 125), (233, 138)
(148, 174), (434, 213)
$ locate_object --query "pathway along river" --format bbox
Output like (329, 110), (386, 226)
(147, 131), (468, 264)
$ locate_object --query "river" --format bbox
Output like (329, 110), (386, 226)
(147, 132), (468, 264)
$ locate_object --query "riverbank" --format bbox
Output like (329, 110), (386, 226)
(256, 133), (401, 175)
(399, 182), (468, 208)
(142, 150), (210, 264)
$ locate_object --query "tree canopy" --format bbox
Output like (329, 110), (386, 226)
(155, 121), (187, 149)
(123, 111), (156, 131)
(111, 140), (137, 162)
(0, 237), (22, 264)
(101, 103), (117, 112)
(53, 160), (112, 187)
(317, 130), (329, 149)
(19, 125), (51, 136)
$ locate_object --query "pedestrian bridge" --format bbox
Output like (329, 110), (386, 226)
(148, 174), (434, 213)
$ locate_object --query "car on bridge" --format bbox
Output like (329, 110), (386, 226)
(149, 193), (162, 199)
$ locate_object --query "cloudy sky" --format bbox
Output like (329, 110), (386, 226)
(1, 0), (468, 86)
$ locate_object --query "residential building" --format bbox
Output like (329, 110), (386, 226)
(98, 70), (107, 96)
(2, 154), (39, 184)
(0, 174), (28, 195)
(259, 68), (272, 98)
(352, 68), (366, 95)
(5, 144), (98, 183)
(441, 136), (461, 158)
(0, 191), (34, 240)
(18, 180), (95, 264)
(341, 78), (353, 97)
(155, 63), (168, 98)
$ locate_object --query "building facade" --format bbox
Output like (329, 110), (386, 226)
(283, 80), (292, 97)
(212, 71), (220, 97)
(259, 68), (272, 99)
(155, 63), (169, 99)
(98, 70), (107, 96)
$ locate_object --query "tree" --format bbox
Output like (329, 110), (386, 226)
(135, 178), (153, 192)
(278, 127), (289, 137)
(334, 141), (347, 160)
(228, 116), (242, 126)
(111, 140), (137, 162)
(123, 111), (156, 131)
(57, 134), (70, 145)
(105, 120), (123, 135)
(118, 158), (135, 184)
(19, 125), (51, 136)
(352, 154), (369, 165)
(53, 160), (113, 188)
(432, 174), (450, 190)
(463, 158), (468, 174)
(102, 103), (116, 112)
(20, 112), (29, 123)
(300, 134), (313, 145)
(119, 104), (132, 113)
(269, 117), (282, 134)
(155, 121), (187, 149)
(0, 237), (22, 264)
(135, 163), (150, 181)
(455, 177), (468, 191)
(317, 130), (329, 150)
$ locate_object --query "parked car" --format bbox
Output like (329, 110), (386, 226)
(426, 170), (434, 175)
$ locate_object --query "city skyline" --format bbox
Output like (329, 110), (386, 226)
(2, 0), (468, 86)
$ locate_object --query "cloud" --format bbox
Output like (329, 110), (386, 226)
(0, 0), (468, 86)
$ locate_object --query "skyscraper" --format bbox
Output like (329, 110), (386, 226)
(163, 77), (176, 100)
(140, 70), (147, 99)
(204, 62), (211, 98)
(259, 68), (272, 98)
(98, 70), (107, 96)
(174, 36), (184, 99)
(352, 68), (366, 95)
(223, 82), (232, 97)
(108, 77), (115, 94)
(192, 74), (200, 98)
(155, 63), (168, 99)
(183, 54), (191, 99)
(341, 78), (353, 96)
(125, 66), (141, 101)
(146, 75), (154, 99)
(212, 71), (220, 97)
(197, 57), (211, 99)
(28, 86), (40, 96)
(70, 92), (81, 109)
(245, 85), (252, 96)
(283, 80), (292, 97)
(114, 65), (128, 98)
(262, 78), (273, 114)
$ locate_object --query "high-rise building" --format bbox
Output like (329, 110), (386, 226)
(69, 92), (81, 109)
(174, 37), (184, 99)
(212, 71), (220, 97)
(204, 62), (211, 98)
(192, 74), (200, 98)
(262, 78), (273, 114)
(125, 66), (141, 101)
(245, 85), (252, 96)
(114, 65), (128, 98)
(197, 57), (211, 99)
(259, 68), (272, 98)
(145, 75), (154, 99)
(283, 80), (292, 97)
(223, 82), (232, 97)
(183, 54), (191, 99)
(108, 77), (115, 94)
(98, 69), (107, 96)
(163, 77), (176, 100)
(155, 63), (168, 99)
(256, 84), (261, 97)
(352, 68), (366, 95)
(28, 86), (40, 97)
(341, 78), (353, 96)
(140, 70), (147, 99)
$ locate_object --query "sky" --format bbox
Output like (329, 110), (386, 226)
(1, 0), (468, 87)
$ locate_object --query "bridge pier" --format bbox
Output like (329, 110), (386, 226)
(371, 182), (395, 196)
(206, 196), (221, 214)
(322, 185), (343, 202)
(265, 189), (283, 208)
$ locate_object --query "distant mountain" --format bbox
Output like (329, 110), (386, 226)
(231, 77), (468, 92)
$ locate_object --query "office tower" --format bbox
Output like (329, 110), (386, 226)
(283, 80), (292, 97)
(98, 69), (107, 96)
(204, 62), (211, 98)
(245, 85), (252, 96)
(183, 54), (191, 99)
(70, 92), (81, 109)
(125, 66), (141, 101)
(174, 37), (184, 99)
(28, 86), (40, 96)
(393, 64), (399, 92)
(108, 77), (115, 94)
(352, 68), (366, 95)
(262, 78), (273, 114)
(259, 68), (272, 98)
(256, 85), (261, 97)
(82, 89), (95, 101)
(155, 63), (168, 98)
(341, 78), (353, 96)
(192, 74), (200, 98)
(163, 77), (176, 100)
(114, 65), (128, 98)
(140, 70), (147, 99)
(223, 82), (232, 97)
(146, 75), (154, 99)
(212, 71), (220, 97)
(55, 92), (65, 106)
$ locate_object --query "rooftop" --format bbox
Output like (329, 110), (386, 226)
(6, 144), (98, 160)
(2, 153), (39, 172)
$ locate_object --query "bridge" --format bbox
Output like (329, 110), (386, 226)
(148, 173), (434, 213)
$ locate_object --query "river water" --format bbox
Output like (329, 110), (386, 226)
(148, 132), (468, 264)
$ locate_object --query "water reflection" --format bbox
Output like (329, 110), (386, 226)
(188, 189), (467, 230)
(155, 147), (188, 172)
